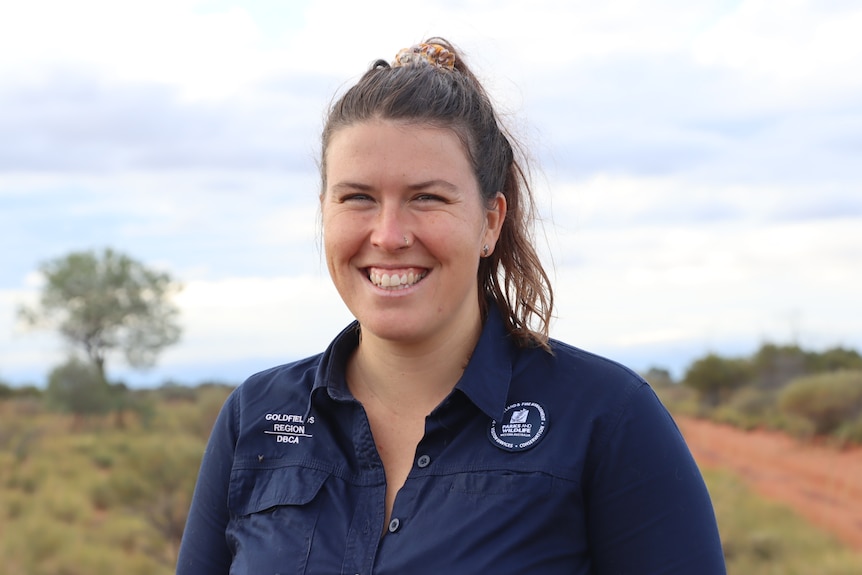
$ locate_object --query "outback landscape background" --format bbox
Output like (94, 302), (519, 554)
(2, 1), (861, 573)
(2, 342), (862, 574)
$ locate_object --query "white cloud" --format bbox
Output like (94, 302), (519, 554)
(0, 0), (318, 101)
(1, 0), (860, 384)
(149, 273), (355, 365)
(544, 174), (862, 368)
(691, 0), (862, 99)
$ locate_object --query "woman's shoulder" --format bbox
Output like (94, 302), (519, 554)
(518, 337), (648, 395)
(506, 338), (657, 435)
(244, 353), (324, 388)
(225, 353), (325, 410)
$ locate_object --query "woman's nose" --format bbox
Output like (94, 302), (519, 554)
(370, 203), (410, 251)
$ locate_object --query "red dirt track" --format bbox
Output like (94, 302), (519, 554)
(678, 417), (862, 551)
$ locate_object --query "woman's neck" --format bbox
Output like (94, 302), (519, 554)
(347, 315), (482, 418)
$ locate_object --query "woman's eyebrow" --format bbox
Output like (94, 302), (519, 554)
(330, 181), (373, 192)
(406, 179), (457, 192)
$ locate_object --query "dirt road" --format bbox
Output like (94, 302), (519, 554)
(678, 417), (862, 551)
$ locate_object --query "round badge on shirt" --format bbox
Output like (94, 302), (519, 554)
(489, 401), (548, 452)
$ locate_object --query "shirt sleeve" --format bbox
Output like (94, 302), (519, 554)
(176, 388), (240, 575)
(586, 383), (726, 574)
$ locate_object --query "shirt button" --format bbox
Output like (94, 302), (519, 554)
(388, 517), (401, 533)
(417, 454), (431, 468)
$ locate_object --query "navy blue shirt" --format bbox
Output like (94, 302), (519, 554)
(178, 310), (725, 574)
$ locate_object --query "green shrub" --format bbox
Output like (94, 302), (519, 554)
(711, 405), (760, 431)
(778, 370), (862, 435)
(683, 354), (753, 407)
(704, 469), (862, 574)
(4, 490), (27, 520)
(727, 387), (775, 417)
(90, 480), (113, 511)
(45, 488), (91, 524)
(834, 416), (862, 446)
(7, 469), (41, 494)
(46, 358), (113, 417)
(763, 412), (816, 440)
(102, 433), (205, 556)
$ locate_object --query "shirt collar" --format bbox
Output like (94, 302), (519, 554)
(308, 307), (515, 421)
(453, 306), (514, 420)
(309, 321), (360, 412)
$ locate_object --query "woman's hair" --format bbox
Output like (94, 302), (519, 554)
(320, 38), (554, 350)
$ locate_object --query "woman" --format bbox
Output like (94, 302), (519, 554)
(177, 40), (726, 574)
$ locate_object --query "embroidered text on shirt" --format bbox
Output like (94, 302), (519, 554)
(263, 412), (315, 444)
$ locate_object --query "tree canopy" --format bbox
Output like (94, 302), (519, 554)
(19, 248), (183, 383)
(682, 353), (752, 407)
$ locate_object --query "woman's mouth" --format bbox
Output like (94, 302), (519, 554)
(367, 267), (428, 289)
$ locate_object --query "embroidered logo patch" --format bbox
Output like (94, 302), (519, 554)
(489, 402), (548, 452)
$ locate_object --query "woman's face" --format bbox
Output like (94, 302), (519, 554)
(321, 119), (506, 347)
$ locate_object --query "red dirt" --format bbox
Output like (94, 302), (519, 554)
(678, 417), (862, 551)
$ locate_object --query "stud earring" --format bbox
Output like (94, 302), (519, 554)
(482, 244), (489, 256)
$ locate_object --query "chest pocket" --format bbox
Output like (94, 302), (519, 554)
(226, 463), (330, 575)
(449, 471), (555, 496)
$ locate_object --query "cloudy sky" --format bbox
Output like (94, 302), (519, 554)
(1, 0), (860, 386)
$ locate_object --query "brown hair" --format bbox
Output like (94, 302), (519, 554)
(320, 38), (554, 349)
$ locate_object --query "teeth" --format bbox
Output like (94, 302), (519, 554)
(369, 270), (426, 289)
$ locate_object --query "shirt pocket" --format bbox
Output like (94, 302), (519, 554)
(449, 471), (555, 496)
(438, 472), (580, 569)
(226, 463), (330, 575)
(445, 472), (562, 535)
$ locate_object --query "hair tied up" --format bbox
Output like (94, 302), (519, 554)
(321, 37), (554, 350)
(392, 43), (456, 71)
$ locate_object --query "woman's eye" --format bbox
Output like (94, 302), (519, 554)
(342, 193), (373, 202)
(415, 194), (445, 203)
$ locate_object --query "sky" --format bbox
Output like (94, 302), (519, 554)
(1, 0), (860, 387)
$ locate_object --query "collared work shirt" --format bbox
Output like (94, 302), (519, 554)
(177, 311), (726, 574)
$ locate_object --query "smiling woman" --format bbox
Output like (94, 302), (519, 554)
(322, 120), (505, 350)
(177, 38), (726, 575)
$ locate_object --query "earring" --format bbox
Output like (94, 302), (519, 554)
(482, 244), (489, 256)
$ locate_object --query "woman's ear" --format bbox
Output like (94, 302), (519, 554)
(482, 192), (507, 255)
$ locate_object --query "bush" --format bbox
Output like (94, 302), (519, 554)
(727, 387), (775, 417)
(683, 354), (752, 407)
(834, 417), (862, 446)
(711, 405), (760, 431)
(46, 358), (113, 417)
(704, 469), (862, 574)
(763, 412), (817, 440)
(778, 371), (862, 436)
(102, 433), (205, 557)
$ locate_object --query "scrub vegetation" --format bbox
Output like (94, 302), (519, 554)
(704, 468), (862, 575)
(648, 343), (862, 445)
(0, 382), (231, 575)
(1, 340), (862, 573)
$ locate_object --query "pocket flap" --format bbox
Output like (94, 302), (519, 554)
(229, 464), (329, 516)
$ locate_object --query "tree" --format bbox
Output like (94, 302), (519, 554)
(0, 378), (12, 400)
(46, 357), (113, 417)
(19, 248), (182, 384)
(682, 353), (752, 407)
(809, 346), (862, 373)
(643, 366), (675, 388)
